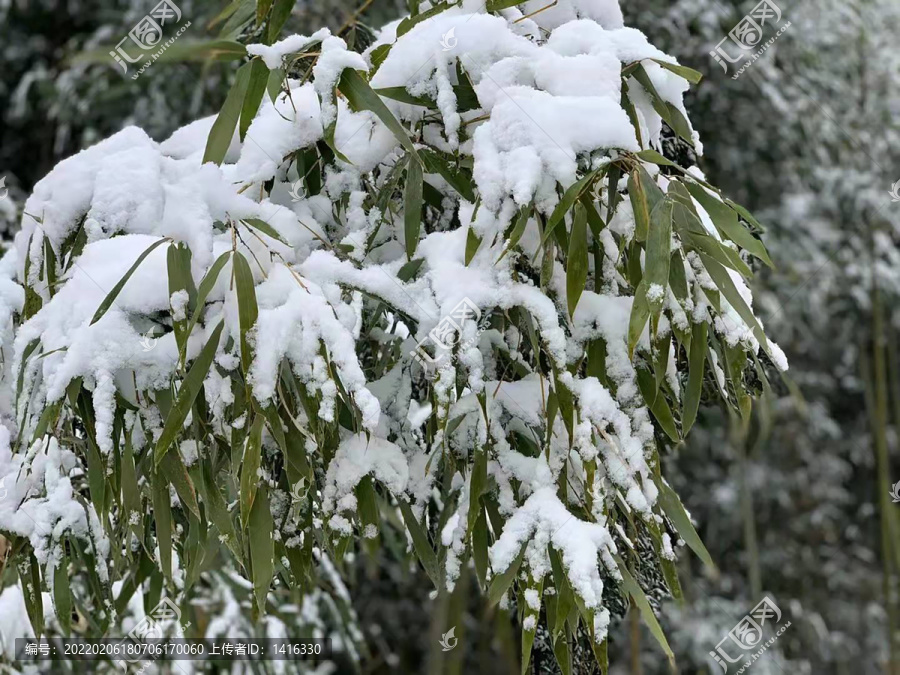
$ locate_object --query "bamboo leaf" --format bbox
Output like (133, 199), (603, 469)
(249, 484), (274, 615)
(232, 252), (259, 376)
(651, 58), (702, 84)
(644, 198), (673, 312)
(488, 541), (527, 606)
(181, 252), (231, 363)
(337, 69), (422, 163)
(374, 87), (435, 109)
(655, 479), (717, 572)
(566, 203), (589, 319)
(242, 217), (289, 247)
(684, 182), (773, 268)
(613, 553), (675, 662)
(540, 171), (599, 247)
(405, 155), (423, 260)
(627, 283), (650, 360)
(699, 252), (771, 354)
(397, 1), (451, 35)
(637, 367), (680, 442)
(154, 320), (225, 465)
(267, 0), (294, 42)
(421, 150), (476, 202)
(90, 238), (170, 325)
(496, 206), (531, 263)
(151, 470), (173, 579)
(53, 551), (72, 636)
(399, 500), (440, 587)
(159, 449), (201, 519)
(240, 58), (270, 141)
(683, 321), (707, 435)
(240, 414), (266, 528)
(465, 227), (482, 266)
(203, 60), (252, 165)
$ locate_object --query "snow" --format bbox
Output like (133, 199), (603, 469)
(322, 433), (409, 532)
(246, 29), (331, 70)
(489, 487), (618, 609)
(0, 0), (779, 647)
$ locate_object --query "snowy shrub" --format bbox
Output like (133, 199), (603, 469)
(0, 0), (788, 670)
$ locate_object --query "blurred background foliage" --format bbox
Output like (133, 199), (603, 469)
(1, 0), (898, 673)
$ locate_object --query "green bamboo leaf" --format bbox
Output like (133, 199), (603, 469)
(240, 414), (266, 528)
(399, 500), (440, 587)
(159, 449), (201, 519)
(397, 1), (451, 35)
(203, 60), (252, 165)
(154, 320), (225, 465)
(467, 446), (488, 535)
(549, 546), (575, 638)
(267, 0), (294, 42)
(398, 258), (424, 281)
(488, 541), (527, 606)
(356, 477), (380, 558)
(628, 170), (650, 243)
(613, 553), (675, 662)
(644, 198), (674, 318)
(496, 206), (531, 263)
(240, 58), (269, 141)
(421, 150), (476, 202)
(683, 321), (708, 435)
(374, 87), (435, 109)
(472, 507), (489, 589)
(487, 0), (528, 9)
(266, 66), (284, 101)
(90, 238), (170, 325)
(232, 252), (259, 376)
(337, 69), (422, 163)
(53, 551), (72, 635)
(651, 58), (702, 84)
(151, 470), (173, 579)
(465, 227), (481, 266)
(405, 155), (423, 260)
(249, 484), (274, 615)
(684, 182), (773, 267)
(180, 252), (231, 364)
(198, 458), (242, 560)
(256, 0), (273, 26)
(21, 554), (44, 637)
(655, 478), (717, 572)
(636, 148), (677, 167)
(637, 367), (680, 442)
(627, 283), (650, 360)
(521, 575), (544, 674)
(725, 198), (766, 232)
(699, 252), (771, 354)
(242, 217), (289, 247)
(566, 203), (589, 319)
(540, 171), (599, 248)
